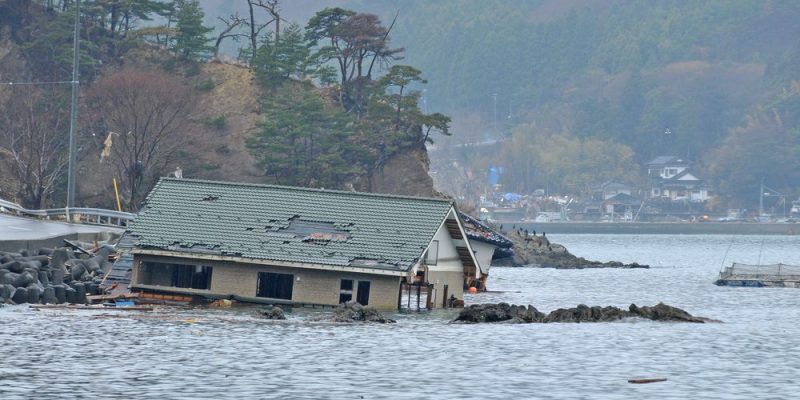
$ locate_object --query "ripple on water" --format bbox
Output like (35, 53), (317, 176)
(2, 234), (800, 399)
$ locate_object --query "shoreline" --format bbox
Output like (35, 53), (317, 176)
(495, 222), (800, 235)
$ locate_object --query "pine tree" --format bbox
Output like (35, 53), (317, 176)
(172, 0), (213, 60)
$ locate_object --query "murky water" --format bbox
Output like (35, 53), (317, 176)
(2, 234), (800, 399)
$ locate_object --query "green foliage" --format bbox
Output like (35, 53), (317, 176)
(498, 127), (638, 194)
(196, 78), (216, 91)
(183, 61), (201, 77)
(17, 8), (100, 81)
(246, 85), (366, 188)
(173, 0), (213, 60)
(253, 24), (313, 87)
(203, 115), (227, 130)
(162, 58), (177, 72)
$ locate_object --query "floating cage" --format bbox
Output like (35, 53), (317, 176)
(717, 263), (800, 287)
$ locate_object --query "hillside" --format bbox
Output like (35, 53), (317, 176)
(0, 1), (441, 211)
(339, 0), (800, 207)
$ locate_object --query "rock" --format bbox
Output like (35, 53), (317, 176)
(38, 248), (54, 256)
(64, 286), (77, 304)
(0, 284), (14, 300)
(86, 282), (98, 295)
(42, 286), (57, 304)
(454, 303), (546, 323)
(51, 248), (71, 269)
(257, 306), (286, 320)
(1, 261), (22, 273)
(53, 285), (66, 304)
(70, 282), (87, 304)
(495, 230), (650, 269)
(542, 304), (629, 323)
(13, 271), (37, 288)
(69, 262), (87, 281)
(0, 270), (13, 285)
(628, 302), (711, 323)
(38, 270), (50, 287)
(327, 302), (395, 323)
(26, 285), (41, 303)
(11, 287), (28, 304)
(454, 303), (715, 324)
(51, 264), (66, 284)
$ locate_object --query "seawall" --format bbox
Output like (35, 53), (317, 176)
(497, 222), (800, 235)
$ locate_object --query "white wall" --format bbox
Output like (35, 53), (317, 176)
(468, 240), (496, 273)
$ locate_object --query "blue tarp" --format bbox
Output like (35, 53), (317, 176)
(503, 192), (522, 202)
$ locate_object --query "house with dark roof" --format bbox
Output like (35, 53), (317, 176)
(127, 178), (481, 309)
(458, 213), (513, 288)
(645, 156), (710, 202)
(590, 181), (633, 201)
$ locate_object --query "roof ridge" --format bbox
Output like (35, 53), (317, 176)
(155, 177), (455, 204)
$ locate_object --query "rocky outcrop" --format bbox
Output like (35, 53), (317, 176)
(454, 302), (716, 323)
(493, 229), (649, 269)
(257, 306), (286, 320)
(0, 246), (113, 305)
(451, 303), (546, 324)
(317, 302), (396, 323)
(356, 144), (439, 198)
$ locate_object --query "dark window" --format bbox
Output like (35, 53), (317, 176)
(257, 272), (294, 300)
(356, 281), (370, 306)
(339, 279), (353, 304)
(172, 264), (213, 289)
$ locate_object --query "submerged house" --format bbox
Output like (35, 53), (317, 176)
(127, 178), (482, 309)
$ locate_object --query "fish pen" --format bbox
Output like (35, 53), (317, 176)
(716, 263), (800, 288)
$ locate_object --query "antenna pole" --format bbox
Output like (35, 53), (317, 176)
(66, 0), (81, 222)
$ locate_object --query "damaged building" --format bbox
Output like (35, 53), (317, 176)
(127, 178), (484, 309)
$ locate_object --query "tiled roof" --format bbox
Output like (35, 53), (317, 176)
(459, 213), (513, 248)
(646, 155), (687, 166)
(128, 178), (454, 273)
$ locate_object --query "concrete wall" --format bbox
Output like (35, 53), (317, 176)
(469, 240), (496, 275)
(427, 270), (464, 306)
(132, 255), (401, 309)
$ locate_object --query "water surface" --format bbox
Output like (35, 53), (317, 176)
(1, 234), (799, 399)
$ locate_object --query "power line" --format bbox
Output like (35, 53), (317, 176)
(2, 80), (76, 86)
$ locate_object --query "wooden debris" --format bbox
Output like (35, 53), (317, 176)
(29, 304), (153, 311)
(628, 378), (667, 384)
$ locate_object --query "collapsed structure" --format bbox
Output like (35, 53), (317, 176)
(127, 178), (488, 309)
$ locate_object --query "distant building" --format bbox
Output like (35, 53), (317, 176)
(645, 156), (710, 202)
(603, 193), (643, 220)
(127, 178), (483, 310)
(590, 181), (633, 201)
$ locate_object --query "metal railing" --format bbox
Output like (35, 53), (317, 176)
(0, 198), (136, 227)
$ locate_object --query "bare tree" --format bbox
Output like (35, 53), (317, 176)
(214, 13), (247, 58)
(0, 86), (69, 209)
(85, 69), (196, 211)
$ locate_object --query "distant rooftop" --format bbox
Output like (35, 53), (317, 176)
(646, 155), (688, 166)
(128, 178), (454, 273)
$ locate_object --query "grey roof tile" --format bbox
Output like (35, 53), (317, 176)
(128, 178), (453, 272)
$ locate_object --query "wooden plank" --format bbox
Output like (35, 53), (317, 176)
(30, 304), (153, 311)
(628, 378), (667, 384)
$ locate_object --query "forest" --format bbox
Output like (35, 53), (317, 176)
(0, 0), (449, 210)
(1, 0), (798, 211)
(341, 0), (800, 208)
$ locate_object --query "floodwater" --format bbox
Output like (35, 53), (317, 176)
(2, 234), (800, 399)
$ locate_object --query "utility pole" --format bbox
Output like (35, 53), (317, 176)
(66, 0), (80, 222)
(492, 93), (498, 134)
(759, 178), (764, 220)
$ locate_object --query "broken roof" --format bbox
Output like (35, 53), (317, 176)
(128, 178), (454, 273)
